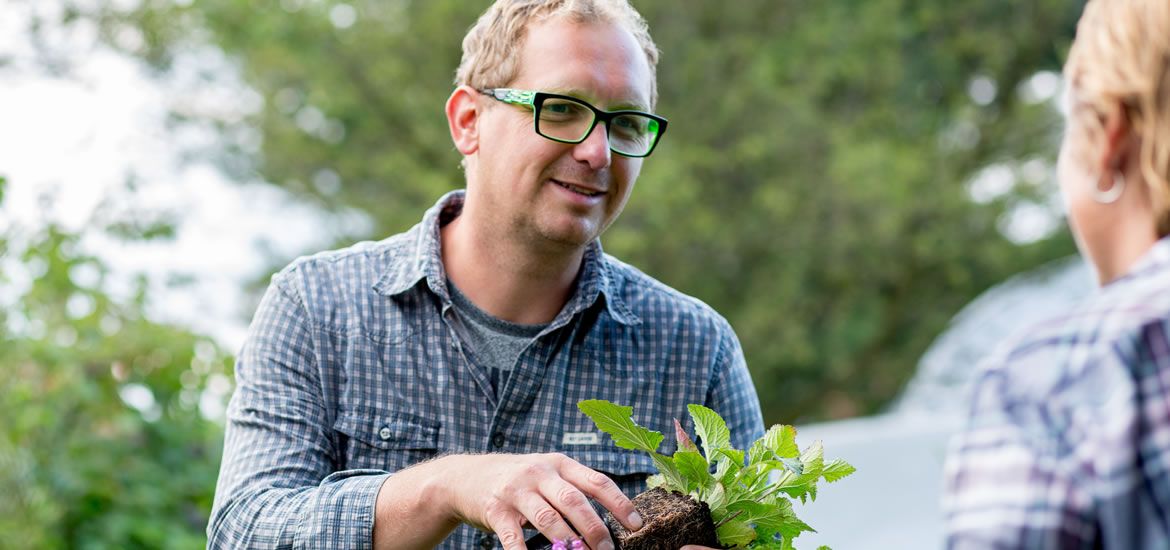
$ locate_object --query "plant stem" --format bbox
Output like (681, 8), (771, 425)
(712, 509), (744, 530)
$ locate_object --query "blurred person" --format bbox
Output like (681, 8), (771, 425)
(206, 1), (763, 549)
(943, 0), (1170, 547)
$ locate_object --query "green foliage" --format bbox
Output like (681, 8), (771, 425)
(69, 0), (1084, 423)
(577, 400), (665, 453)
(0, 185), (233, 549)
(578, 400), (855, 549)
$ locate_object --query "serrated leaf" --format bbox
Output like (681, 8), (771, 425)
(673, 450), (713, 492)
(716, 447), (745, 468)
(714, 455), (732, 483)
(715, 519), (757, 548)
(724, 500), (783, 528)
(749, 424), (799, 465)
(714, 447), (744, 483)
(779, 457), (804, 475)
(821, 458), (856, 482)
(774, 514), (816, 540)
(800, 440), (825, 475)
(650, 452), (687, 493)
(775, 425), (799, 458)
(578, 400), (663, 453)
(646, 473), (666, 489)
(674, 418), (699, 454)
(688, 404), (730, 460)
(735, 462), (771, 497)
(706, 482), (728, 516)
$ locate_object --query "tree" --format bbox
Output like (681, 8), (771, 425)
(68, 0), (1081, 423)
(0, 176), (233, 549)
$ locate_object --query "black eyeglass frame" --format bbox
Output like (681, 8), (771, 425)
(478, 88), (669, 158)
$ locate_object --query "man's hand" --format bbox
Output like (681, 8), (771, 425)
(373, 453), (644, 550)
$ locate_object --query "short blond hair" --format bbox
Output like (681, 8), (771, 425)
(1065, 0), (1170, 235)
(455, 0), (660, 107)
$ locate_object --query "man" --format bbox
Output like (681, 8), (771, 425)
(207, 1), (764, 549)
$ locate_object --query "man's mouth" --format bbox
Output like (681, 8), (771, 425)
(551, 179), (604, 197)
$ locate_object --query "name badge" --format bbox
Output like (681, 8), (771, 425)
(562, 432), (600, 445)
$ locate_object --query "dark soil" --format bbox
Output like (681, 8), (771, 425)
(603, 487), (722, 550)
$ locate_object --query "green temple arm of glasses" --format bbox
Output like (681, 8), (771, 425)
(480, 88), (537, 106)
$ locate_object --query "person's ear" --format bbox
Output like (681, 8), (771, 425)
(1098, 101), (1134, 174)
(446, 85), (481, 157)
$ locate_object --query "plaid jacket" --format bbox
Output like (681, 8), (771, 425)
(944, 237), (1170, 549)
(207, 190), (765, 549)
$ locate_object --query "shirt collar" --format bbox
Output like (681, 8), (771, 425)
(372, 190), (639, 326)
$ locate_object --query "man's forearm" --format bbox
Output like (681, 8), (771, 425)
(372, 456), (463, 549)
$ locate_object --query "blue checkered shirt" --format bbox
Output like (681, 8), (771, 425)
(944, 237), (1170, 549)
(207, 190), (765, 549)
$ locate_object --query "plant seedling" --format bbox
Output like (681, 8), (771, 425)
(577, 400), (856, 550)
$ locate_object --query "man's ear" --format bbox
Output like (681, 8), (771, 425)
(446, 85), (481, 156)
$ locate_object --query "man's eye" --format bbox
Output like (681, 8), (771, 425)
(543, 101), (586, 116)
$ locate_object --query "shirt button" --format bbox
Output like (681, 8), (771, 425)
(479, 534), (495, 549)
(491, 432), (506, 448)
(378, 427), (392, 440)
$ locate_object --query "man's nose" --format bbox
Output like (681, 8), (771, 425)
(571, 122), (612, 170)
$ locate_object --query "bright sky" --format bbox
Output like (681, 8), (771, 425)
(0, 0), (366, 351)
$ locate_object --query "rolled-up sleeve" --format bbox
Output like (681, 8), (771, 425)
(208, 275), (389, 549)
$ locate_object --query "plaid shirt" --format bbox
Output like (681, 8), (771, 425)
(944, 237), (1170, 549)
(207, 190), (765, 549)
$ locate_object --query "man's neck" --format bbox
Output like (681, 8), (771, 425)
(439, 212), (584, 325)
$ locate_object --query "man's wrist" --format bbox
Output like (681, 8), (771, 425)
(373, 455), (464, 549)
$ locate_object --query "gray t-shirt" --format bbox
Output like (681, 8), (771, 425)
(447, 280), (547, 396)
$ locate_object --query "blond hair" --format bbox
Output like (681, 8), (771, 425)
(1065, 0), (1170, 235)
(455, 0), (660, 107)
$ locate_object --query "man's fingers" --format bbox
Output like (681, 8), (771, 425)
(539, 478), (614, 550)
(484, 511), (527, 550)
(558, 458), (643, 533)
(482, 497), (529, 550)
(514, 493), (578, 544)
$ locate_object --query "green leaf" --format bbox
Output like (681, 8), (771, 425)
(749, 425), (799, 464)
(713, 447), (744, 483)
(646, 473), (666, 489)
(775, 514), (816, 541)
(779, 457), (804, 475)
(688, 404), (730, 460)
(673, 450), (713, 493)
(578, 400), (663, 453)
(775, 426), (800, 458)
(821, 459), (857, 483)
(650, 452), (687, 493)
(715, 519), (757, 548)
(706, 481), (728, 517)
(715, 447), (745, 469)
(725, 499), (783, 528)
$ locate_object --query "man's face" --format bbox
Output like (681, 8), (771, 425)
(470, 17), (653, 250)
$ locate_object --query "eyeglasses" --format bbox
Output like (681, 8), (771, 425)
(478, 88), (668, 158)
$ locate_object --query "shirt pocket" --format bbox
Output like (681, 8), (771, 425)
(560, 448), (658, 499)
(334, 408), (441, 473)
